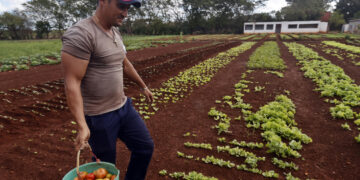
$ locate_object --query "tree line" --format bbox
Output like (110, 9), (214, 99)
(0, 0), (359, 40)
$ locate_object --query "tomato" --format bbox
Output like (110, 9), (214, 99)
(110, 175), (116, 180)
(93, 168), (108, 179)
(106, 173), (112, 178)
(80, 171), (88, 179)
(85, 172), (95, 180)
(73, 171), (88, 180)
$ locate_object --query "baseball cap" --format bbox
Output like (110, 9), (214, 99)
(118, 0), (141, 8)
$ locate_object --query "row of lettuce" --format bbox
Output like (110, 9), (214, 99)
(158, 39), (359, 179)
(158, 41), (307, 180)
(134, 42), (257, 120)
(308, 42), (360, 67)
(285, 42), (360, 142)
(0, 53), (61, 72)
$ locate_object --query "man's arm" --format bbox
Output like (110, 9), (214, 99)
(61, 52), (90, 151)
(123, 56), (154, 102)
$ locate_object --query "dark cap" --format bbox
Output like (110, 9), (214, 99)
(118, 0), (141, 8)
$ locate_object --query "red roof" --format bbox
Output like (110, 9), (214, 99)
(321, 12), (331, 22)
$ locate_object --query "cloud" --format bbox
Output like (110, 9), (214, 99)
(0, 0), (28, 13)
(255, 0), (288, 13)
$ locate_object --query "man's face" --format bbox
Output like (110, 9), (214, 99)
(101, 0), (130, 26)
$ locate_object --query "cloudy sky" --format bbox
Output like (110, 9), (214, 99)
(0, 0), (27, 12)
(0, 0), (290, 13)
(256, 0), (288, 13)
(0, 0), (336, 14)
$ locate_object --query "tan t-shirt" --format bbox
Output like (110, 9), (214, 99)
(61, 17), (127, 116)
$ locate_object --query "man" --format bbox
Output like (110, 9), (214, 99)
(61, 0), (154, 179)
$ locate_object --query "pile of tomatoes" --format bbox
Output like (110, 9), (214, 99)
(74, 168), (116, 180)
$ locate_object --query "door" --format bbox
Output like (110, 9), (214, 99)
(275, 24), (282, 33)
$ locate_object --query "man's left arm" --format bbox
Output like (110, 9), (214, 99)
(123, 56), (154, 102)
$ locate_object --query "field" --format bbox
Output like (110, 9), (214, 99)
(0, 33), (359, 179)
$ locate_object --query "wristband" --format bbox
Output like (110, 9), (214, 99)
(141, 87), (148, 91)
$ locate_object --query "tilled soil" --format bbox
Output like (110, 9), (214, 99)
(0, 38), (359, 180)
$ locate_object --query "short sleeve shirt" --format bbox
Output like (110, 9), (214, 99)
(61, 17), (127, 116)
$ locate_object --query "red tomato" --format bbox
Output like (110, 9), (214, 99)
(73, 171), (88, 180)
(80, 171), (88, 179)
(85, 173), (95, 180)
(110, 175), (116, 180)
(94, 168), (108, 179)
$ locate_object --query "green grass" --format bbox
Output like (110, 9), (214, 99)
(0, 35), (179, 60)
(123, 35), (182, 51)
(0, 39), (62, 59)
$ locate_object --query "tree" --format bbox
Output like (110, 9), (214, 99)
(23, 0), (97, 33)
(36, 21), (51, 38)
(248, 13), (275, 22)
(354, 11), (360, 19)
(182, 0), (266, 34)
(329, 11), (346, 31)
(23, 0), (66, 32)
(0, 10), (32, 40)
(280, 0), (333, 21)
(335, 0), (360, 22)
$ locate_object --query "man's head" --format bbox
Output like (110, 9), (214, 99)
(97, 0), (141, 26)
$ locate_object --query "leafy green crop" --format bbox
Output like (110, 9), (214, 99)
(202, 155), (235, 168)
(217, 145), (265, 168)
(272, 157), (299, 170)
(184, 142), (212, 150)
(284, 42), (360, 122)
(323, 41), (360, 54)
(169, 171), (218, 180)
(341, 123), (351, 131)
(208, 107), (231, 135)
(136, 42), (256, 120)
(229, 139), (264, 149)
(285, 172), (300, 180)
(247, 41), (286, 70)
(245, 95), (312, 158)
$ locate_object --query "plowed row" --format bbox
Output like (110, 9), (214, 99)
(0, 37), (359, 180)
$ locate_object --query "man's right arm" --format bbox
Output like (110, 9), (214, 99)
(61, 52), (89, 151)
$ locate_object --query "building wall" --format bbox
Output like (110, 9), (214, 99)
(342, 24), (350, 33)
(244, 21), (328, 34)
(243, 22), (276, 34)
(349, 20), (360, 34)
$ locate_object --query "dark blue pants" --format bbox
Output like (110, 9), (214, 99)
(85, 98), (154, 180)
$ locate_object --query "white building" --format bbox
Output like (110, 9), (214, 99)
(244, 21), (328, 34)
(342, 19), (360, 34)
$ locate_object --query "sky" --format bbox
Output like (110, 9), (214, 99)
(0, 0), (290, 13)
(255, 0), (288, 13)
(0, 0), (27, 13)
(0, 0), (335, 14)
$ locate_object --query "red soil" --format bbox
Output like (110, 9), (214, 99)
(0, 38), (359, 180)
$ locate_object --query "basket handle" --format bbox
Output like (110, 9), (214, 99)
(76, 146), (101, 180)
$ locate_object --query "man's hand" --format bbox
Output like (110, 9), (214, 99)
(75, 126), (90, 151)
(142, 88), (154, 102)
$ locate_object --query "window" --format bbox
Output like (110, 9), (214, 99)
(255, 24), (265, 30)
(245, 25), (253, 30)
(266, 24), (274, 30)
(288, 24), (298, 29)
(299, 24), (319, 28)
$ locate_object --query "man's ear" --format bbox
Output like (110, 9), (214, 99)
(98, 0), (106, 6)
